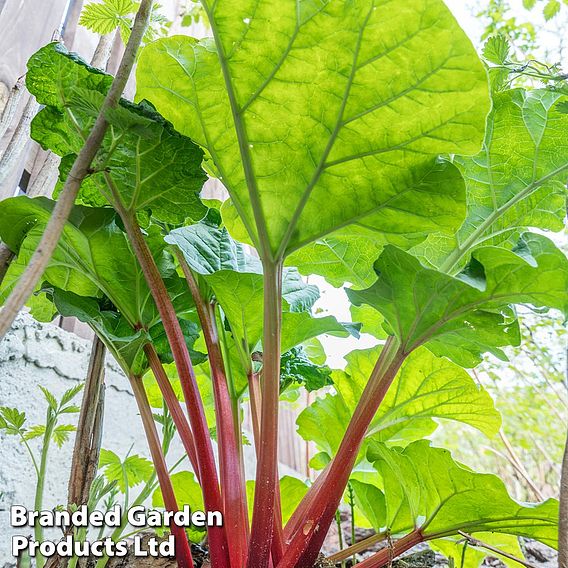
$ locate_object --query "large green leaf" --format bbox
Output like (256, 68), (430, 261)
(284, 161), (466, 287)
(0, 197), (191, 329)
(166, 217), (257, 276)
(414, 89), (568, 272)
(349, 480), (386, 531)
(136, 0), (489, 258)
(167, 219), (320, 311)
(348, 233), (568, 366)
(50, 288), (150, 374)
(0, 197), (198, 376)
(27, 42), (206, 224)
(367, 440), (558, 546)
(297, 347), (500, 460)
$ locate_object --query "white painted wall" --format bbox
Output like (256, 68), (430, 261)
(0, 314), (302, 565)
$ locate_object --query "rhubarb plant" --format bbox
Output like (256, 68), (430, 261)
(0, 1), (567, 568)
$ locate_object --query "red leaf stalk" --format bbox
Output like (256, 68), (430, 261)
(143, 344), (200, 478)
(116, 205), (230, 567)
(248, 370), (285, 565)
(279, 338), (405, 568)
(247, 261), (284, 568)
(355, 530), (424, 568)
(177, 253), (249, 567)
(129, 375), (195, 568)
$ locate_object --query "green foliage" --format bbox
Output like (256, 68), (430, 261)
(483, 35), (512, 65)
(298, 347), (500, 462)
(414, 89), (568, 271)
(480, 36), (568, 92)
(4, 4), (568, 564)
(137, 0), (489, 259)
(0, 197), (199, 376)
(477, 0), (537, 54)
(431, 533), (525, 568)
(27, 43), (206, 225)
(80, 0), (138, 36)
(99, 448), (154, 492)
(283, 161), (467, 288)
(167, 217), (361, 370)
(0, 385), (82, 448)
(434, 308), (567, 503)
(279, 347), (332, 394)
(349, 234), (568, 366)
(0, 377), (82, 549)
(366, 440), (558, 545)
(79, 0), (169, 46)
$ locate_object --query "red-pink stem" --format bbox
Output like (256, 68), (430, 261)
(247, 369), (285, 565)
(176, 253), (249, 567)
(279, 337), (405, 568)
(144, 343), (200, 478)
(115, 204), (229, 567)
(129, 374), (194, 568)
(247, 260), (284, 568)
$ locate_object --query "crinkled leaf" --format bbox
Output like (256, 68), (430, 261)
(482, 36), (511, 65)
(298, 347), (500, 460)
(280, 347), (332, 393)
(348, 234), (568, 366)
(27, 43), (206, 224)
(285, 226), (385, 289)
(136, 0), (489, 257)
(149, 319), (207, 366)
(414, 90), (568, 271)
(367, 440), (558, 546)
(171, 234), (353, 357)
(50, 288), (151, 375)
(79, 0), (138, 36)
(166, 220), (258, 276)
(0, 197), (194, 336)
